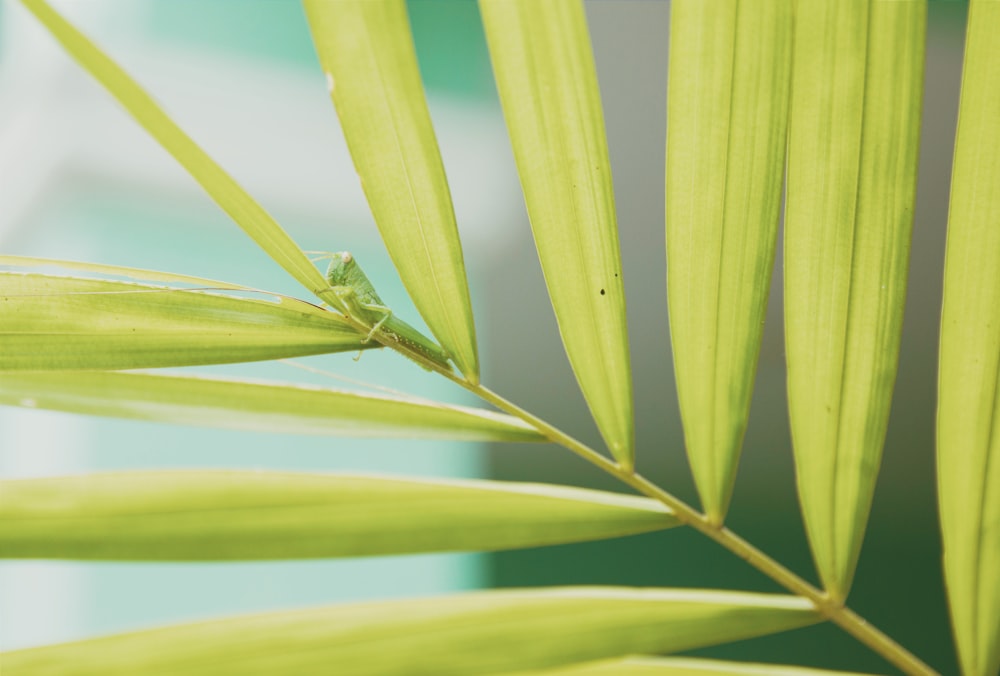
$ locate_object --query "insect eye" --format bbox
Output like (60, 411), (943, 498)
(341, 252), (353, 265)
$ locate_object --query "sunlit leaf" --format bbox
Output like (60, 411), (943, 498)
(18, 0), (337, 310)
(0, 255), (251, 289)
(665, 0), (791, 523)
(0, 272), (373, 370)
(303, 0), (479, 383)
(784, 0), (925, 601)
(937, 2), (1000, 674)
(0, 371), (543, 443)
(0, 470), (677, 560)
(3, 588), (818, 675)
(479, 0), (634, 469)
(524, 655), (875, 675)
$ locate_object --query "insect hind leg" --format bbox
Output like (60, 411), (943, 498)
(362, 304), (392, 343)
(319, 285), (393, 346)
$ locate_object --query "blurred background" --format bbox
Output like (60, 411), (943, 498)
(0, 1), (967, 673)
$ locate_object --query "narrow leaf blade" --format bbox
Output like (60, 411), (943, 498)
(3, 588), (818, 675)
(0, 470), (677, 560)
(665, 0), (792, 522)
(0, 273), (373, 370)
(937, 2), (1000, 674)
(19, 0), (335, 308)
(0, 255), (252, 289)
(303, 0), (479, 383)
(0, 371), (543, 443)
(525, 656), (876, 675)
(784, 1), (925, 600)
(480, 0), (634, 468)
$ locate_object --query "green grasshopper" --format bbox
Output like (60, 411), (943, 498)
(323, 251), (452, 370)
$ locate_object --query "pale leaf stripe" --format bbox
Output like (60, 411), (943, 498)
(303, 0), (479, 383)
(527, 655), (876, 675)
(0, 273), (372, 370)
(0, 371), (543, 443)
(937, 2), (1000, 674)
(0, 470), (677, 561)
(666, 0), (791, 522)
(480, 0), (634, 469)
(784, 1), (925, 601)
(3, 588), (817, 675)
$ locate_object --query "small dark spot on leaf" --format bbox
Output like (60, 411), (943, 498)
(600, 289), (606, 295)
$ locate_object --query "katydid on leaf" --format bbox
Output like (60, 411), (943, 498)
(323, 251), (452, 371)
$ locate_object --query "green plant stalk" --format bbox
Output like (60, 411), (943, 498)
(379, 341), (936, 674)
(404, 357), (936, 676)
(334, 310), (451, 375)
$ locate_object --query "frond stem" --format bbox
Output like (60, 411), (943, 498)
(455, 377), (938, 676)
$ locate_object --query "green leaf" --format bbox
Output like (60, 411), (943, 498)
(0, 371), (543, 443)
(0, 255), (252, 289)
(479, 0), (634, 469)
(0, 272), (374, 370)
(665, 0), (791, 523)
(303, 0), (479, 383)
(0, 470), (677, 561)
(523, 656), (876, 675)
(3, 588), (818, 675)
(937, 2), (1000, 675)
(18, 0), (336, 310)
(784, 1), (925, 601)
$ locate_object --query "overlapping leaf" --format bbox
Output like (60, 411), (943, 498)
(784, 1), (925, 601)
(0, 255), (252, 288)
(479, 0), (634, 469)
(3, 588), (817, 675)
(0, 272), (373, 370)
(0, 371), (542, 442)
(665, 0), (791, 522)
(303, 0), (479, 383)
(0, 470), (676, 560)
(937, 2), (1000, 674)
